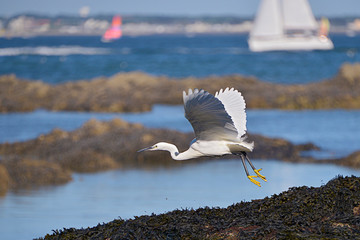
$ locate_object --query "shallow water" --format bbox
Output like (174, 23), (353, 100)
(0, 159), (359, 239)
(1, 105), (359, 157)
(1, 106), (360, 239)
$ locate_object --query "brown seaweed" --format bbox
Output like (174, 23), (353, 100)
(38, 175), (360, 239)
(1, 63), (360, 113)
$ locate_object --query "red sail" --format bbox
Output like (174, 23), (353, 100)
(102, 15), (122, 42)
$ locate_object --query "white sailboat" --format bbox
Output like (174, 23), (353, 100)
(248, 0), (334, 52)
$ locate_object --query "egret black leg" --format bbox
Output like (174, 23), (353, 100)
(241, 151), (267, 182)
(240, 153), (250, 176)
(242, 151), (256, 170)
(237, 153), (261, 187)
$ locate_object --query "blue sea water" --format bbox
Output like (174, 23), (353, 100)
(0, 34), (360, 239)
(1, 161), (359, 240)
(0, 107), (360, 239)
(1, 106), (360, 158)
(0, 34), (359, 84)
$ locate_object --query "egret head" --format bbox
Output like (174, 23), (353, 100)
(137, 142), (172, 153)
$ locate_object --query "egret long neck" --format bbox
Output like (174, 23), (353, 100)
(162, 143), (200, 161)
(172, 146), (202, 161)
(160, 143), (181, 160)
(158, 143), (202, 160)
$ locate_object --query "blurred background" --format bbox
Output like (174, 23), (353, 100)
(0, 0), (360, 239)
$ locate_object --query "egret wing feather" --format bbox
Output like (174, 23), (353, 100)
(183, 89), (238, 141)
(215, 87), (247, 138)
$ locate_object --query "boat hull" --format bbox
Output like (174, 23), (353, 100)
(248, 36), (334, 52)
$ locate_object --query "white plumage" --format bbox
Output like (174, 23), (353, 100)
(138, 88), (267, 187)
(215, 88), (247, 139)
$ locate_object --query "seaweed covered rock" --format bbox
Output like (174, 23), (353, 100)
(335, 151), (360, 169)
(0, 119), (316, 171)
(0, 164), (10, 196)
(39, 175), (360, 239)
(1, 63), (360, 112)
(0, 118), (318, 196)
(0, 74), (52, 112)
(250, 134), (318, 162)
(5, 158), (72, 188)
(331, 62), (360, 88)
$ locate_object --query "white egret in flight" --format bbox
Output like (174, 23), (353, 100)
(138, 88), (267, 187)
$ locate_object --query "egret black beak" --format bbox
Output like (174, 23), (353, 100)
(137, 146), (154, 153)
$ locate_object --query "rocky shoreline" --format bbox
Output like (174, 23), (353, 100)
(0, 117), (359, 197)
(38, 175), (360, 239)
(0, 118), (318, 196)
(1, 63), (360, 196)
(1, 63), (360, 113)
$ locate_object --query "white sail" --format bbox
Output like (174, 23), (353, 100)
(281, 0), (318, 31)
(248, 0), (334, 52)
(250, 0), (282, 38)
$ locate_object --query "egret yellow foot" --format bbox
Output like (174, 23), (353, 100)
(254, 168), (267, 182)
(248, 175), (261, 187)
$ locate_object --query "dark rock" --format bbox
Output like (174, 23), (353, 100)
(38, 175), (360, 239)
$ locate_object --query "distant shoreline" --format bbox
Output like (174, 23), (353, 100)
(1, 14), (359, 38)
(0, 28), (358, 38)
(0, 31), (357, 39)
(0, 31), (249, 38)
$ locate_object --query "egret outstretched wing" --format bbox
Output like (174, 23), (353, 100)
(183, 89), (238, 141)
(215, 87), (247, 138)
(139, 88), (266, 187)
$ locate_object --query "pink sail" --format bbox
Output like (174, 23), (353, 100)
(102, 15), (122, 42)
